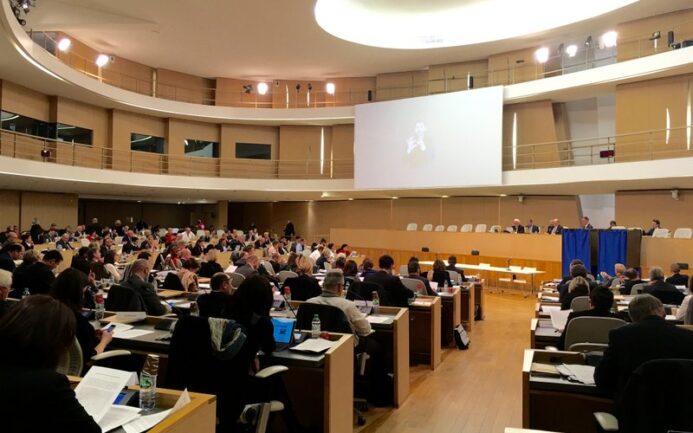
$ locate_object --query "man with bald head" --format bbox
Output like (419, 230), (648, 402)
(509, 219), (525, 233)
(547, 218), (563, 235)
(0, 269), (13, 318)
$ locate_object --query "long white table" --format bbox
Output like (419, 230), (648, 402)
(419, 260), (546, 293)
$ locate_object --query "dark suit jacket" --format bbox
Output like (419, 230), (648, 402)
(70, 256), (91, 276)
(0, 363), (100, 433)
(25, 262), (56, 295)
(594, 316), (693, 401)
(512, 225), (525, 233)
(197, 291), (234, 319)
(665, 273), (689, 287)
(283, 275), (321, 301)
(621, 278), (643, 295)
(644, 280), (685, 305)
(120, 276), (168, 316)
(198, 261), (223, 278)
(445, 264), (466, 281)
(0, 252), (16, 272)
(364, 270), (414, 308)
(0, 299), (12, 318)
(559, 308), (620, 349)
(561, 286), (589, 310)
(526, 224), (540, 233)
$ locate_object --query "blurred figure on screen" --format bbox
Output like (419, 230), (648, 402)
(406, 122), (427, 154)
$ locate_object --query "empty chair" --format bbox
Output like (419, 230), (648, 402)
(401, 277), (428, 295)
(563, 317), (627, 352)
(474, 224), (487, 233)
(434, 225), (445, 232)
(673, 227), (693, 239)
(447, 270), (461, 285)
(630, 283), (645, 295)
(406, 223), (418, 231)
(460, 224), (473, 233)
(652, 228), (670, 238)
(446, 225), (458, 232)
(113, 236), (123, 245)
(196, 230), (205, 238)
(277, 270), (298, 283)
(488, 225), (502, 233)
(324, 262), (332, 271)
(569, 296), (590, 312)
(261, 261), (275, 276)
(422, 224), (434, 232)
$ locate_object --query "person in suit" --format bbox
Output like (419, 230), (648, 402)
(235, 254), (260, 279)
(0, 243), (23, 272)
(665, 263), (689, 287)
(364, 255), (415, 308)
(559, 286), (619, 349)
(675, 278), (693, 323)
(283, 220), (295, 240)
(643, 266), (684, 305)
(283, 256), (321, 301)
(643, 219), (661, 236)
(177, 258), (200, 292)
(445, 256), (466, 281)
(120, 259), (169, 316)
(594, 294), (693, 403)
(525, 219), (540, 234)
(197, 272), (235, 319)
(599, 263), (626, 291)
(0, 269), (13, 318)
(25, 250), (64, 295)
(558, 262), (596, 303)
(580, 216), (594, 230)
(55, 233), (74, 251)
(547, 218), (564, 235)
(561, 276), (590, 310)
(425, 259), (454, 288)
(50, 269), (113, 372)
(620, 268), (643, 295)
(509, 219), (525, 233)
(0, 295), (101, 433)
(407, 261), (436, 296)
(198, 248), (223, 278)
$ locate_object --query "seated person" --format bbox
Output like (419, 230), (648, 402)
(9, 250), (39, 297)
(643, 266), (684, 305)
(558, 263), (596, 304)
(425, 259), (454, 288)
(309, 245), (324, 262)
(190, 239), (205, 257)
(50, 269), (113, 373)
(283, 256), (321, 301)
(360, 257), (377, 278)
(675, 277), (693, 323)
(0, 295), (101, 432)
(268, 252), (283, 274)
(235, 254), (260, 279)
(643, 218), (660, 236)
(198, 248), (224, 278)
(177, 259), (200, 292)
(595, 294), (693, 403)
(102, 250), (121, 283)
(364, 255), (415, 308)
(0, 269), (13, 318)
(307, 270), (372, 343)
(55, 233), (74, 251)
(445, 256), (465, 281)
(120, 259), (170, 316)
(407, 261), (436, 296)
(316, 248), (331, 270)
(25, 250), (64, 295)
(620, 268), (643, 295)
(561, 276), (590, 310)
(197, 272), (234, 318)
(507, 218), (525, 233)
(559, 286), (619, 349)
(665, 262), (689, 287)
(599, 263), (626, 290)
(0, 243), (23, 272)
(70, 247), (92, 276)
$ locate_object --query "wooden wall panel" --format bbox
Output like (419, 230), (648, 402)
(156, 69), (215, 105)
(488, 48), (543, 86)
(111, 110), (167, 171)
(375, 71), (428, 101)
(215, 78), (272, 108)
(0, 190), (20, 230)
(219, 124), (279, 177)
(167, 119), (220, 176)
(1, 81), (51, 121)
(331, 77), (376, 106)
(615, 190), (693, 230)
(502, 100), (560, 169)
(428, 60), (488, 93)
(54, 97), (109, 168)
(20, 192), (78, 230)
(278, 126), (323, 178)
(617, 9), (693, 62)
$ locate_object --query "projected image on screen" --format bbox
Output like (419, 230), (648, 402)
(354, 87), (504, 189)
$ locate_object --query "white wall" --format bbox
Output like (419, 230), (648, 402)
(579, 194), (616, 228)
(565, 94), (615, 165)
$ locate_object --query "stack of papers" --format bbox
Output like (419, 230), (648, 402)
(290, 338), (335, 353)
(367, 315), (391, 324)
(102, 323), (154, 339)
(549, 309), (572, 332)
(557, 364), (596, 385)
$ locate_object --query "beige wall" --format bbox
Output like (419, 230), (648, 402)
(167, 118), (220, 176)
(615, 190), (693, 230)
(617, 9), (693, 62)
(1, 81), (51, 121)
(502, 100), (561, 169)
(375, 70), (428, 101)
(19, 192), (78, 230)
(220, 124), (279, 177)
(157, 69), (215, 105)
(111, 110), (167, 172)
(488, 47), (543, 86)
(428, 60), (488, 93)
(79, 199), (224, 229)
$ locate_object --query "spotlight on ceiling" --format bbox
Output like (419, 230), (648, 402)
(325, 82), (336, 95)
(307, 83), (313, 91)
(585, 35), (593, 47)
(565, 44), (578, 57)
(57, 38), (71, 52)
(534, 47), (549, 64)
(242, 84), (252, 94)
(257, 82), (269, 95)
(95, 54), (110, 67)
(295, 84), (301, 91)
(601, 30), (618, 48)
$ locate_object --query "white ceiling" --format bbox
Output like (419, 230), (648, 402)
(25, 0), (691, 80)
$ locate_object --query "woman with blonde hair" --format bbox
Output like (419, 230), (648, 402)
(561, 276), (590, 310)
(283, 255), (321, 301)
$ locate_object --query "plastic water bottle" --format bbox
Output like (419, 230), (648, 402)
(94, 291), (105, 321)
(311, 314), (321, 339)
(371, 291), (380, 315)
(139, 354), (159, 412)
(22, 288), (30, 299)
(284, 286), (292, 303)
(189, 301), (199, 317)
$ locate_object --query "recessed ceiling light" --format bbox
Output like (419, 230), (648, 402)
(314, 0), (637, 49)
(57, 38), (71, 52)
(95, 54), (109, 67)
(257, 82), (269, 95)
(535, 47), (549, 64)
(565, 44), (578, 57)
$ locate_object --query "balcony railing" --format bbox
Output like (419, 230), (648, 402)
(25, 16), (693, 108)
(0, 129), (354, 179)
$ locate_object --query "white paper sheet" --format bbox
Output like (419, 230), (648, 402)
(115, 329), (154, 339)
(549, 309), (572, 332)
(75, 366), (133, 423)
(558, 364), (596, 385)
(367, 315), (391, 324)
(542, 305), (562, 314)
(98, 405), (141, 432)
(290, 338), (335, 353)
(122, 409), (172, 433)
(429, 281), (438, 291)
(102, 323), (134, 336)
(224, 265), (237, 273)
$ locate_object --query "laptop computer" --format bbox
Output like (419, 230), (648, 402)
(272, 317), (297, 351)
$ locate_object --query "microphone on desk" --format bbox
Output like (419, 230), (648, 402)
(281, 292), (298, 319)
(507, 258), (512, 270)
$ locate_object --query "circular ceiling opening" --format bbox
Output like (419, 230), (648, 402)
(314, 0), (638, 49)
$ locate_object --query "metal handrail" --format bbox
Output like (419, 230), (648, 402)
(25, 16), (693, 107)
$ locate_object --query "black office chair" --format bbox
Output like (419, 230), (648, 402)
(594, 358), (693, 433)
(104, 285), (147, 312)
(282, 276), (321, 301)
(162, 272), (185, 291)
(346, 281), (386, 303)
(168, 316), (289, 433)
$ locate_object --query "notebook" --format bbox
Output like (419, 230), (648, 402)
(272, 317), (296, 351)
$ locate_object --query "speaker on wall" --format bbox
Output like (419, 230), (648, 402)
(367, 90), (372, 101)
(668, 30), (675, 47)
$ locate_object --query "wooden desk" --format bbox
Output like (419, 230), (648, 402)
(370, 306), (410, 407)
(530, 318), (561, 349)
(459, 285), (476, 331)
(522, 349), (612, 433)
(474, 281), (486, 320)
(436, 289), (461, 346)
(68, 377), (217, 433)
(409, 297), (442, 369)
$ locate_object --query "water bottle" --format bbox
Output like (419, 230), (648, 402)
(311, 314), (321, 339)
(284, 286), (291, 303)
(189, 301), (199, 317)
(371, 291), (380, 315)
(22, 288), (30, 299)
(139, 354), (159, 412)
(94, 291), (105, 321)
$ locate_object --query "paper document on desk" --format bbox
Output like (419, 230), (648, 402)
(75, 366), (133, 423)
(367, 315), (391, 324)
(98, 405), (141, 432)
(429, 281), (438, 291)
(102, 323), (134, 336)
(121, 389), (190, 433)
(115, 329), (154, 339)
(558, 364), (596, 385)
(290, 338), (335, 353)
(542, 296), (559, 302)
(549, 309), (572, 332)
(104, 311), (147, 323)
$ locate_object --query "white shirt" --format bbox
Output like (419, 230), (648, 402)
(180, 231), (193, 244)
(310, 249), (322, 261)
(307, 293), (372, 342)
(676, 294), (693, 322)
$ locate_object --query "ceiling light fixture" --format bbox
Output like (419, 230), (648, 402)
(95, 54), (110, 67)
(257, 82), (269, 95)
(601, 30), (618, 48)
(57, 38), (71, 52)
(325, 82), (336, 95)
(314, 0), (636, 49)
(535, 47), (549, 64)
(565, 44), (578, 57)
(391, 196), (399, 200)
